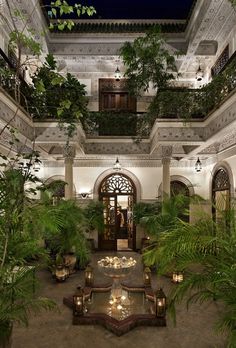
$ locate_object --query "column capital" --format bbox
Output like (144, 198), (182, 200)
(63, 145), (76, 160)
(161, 145), (172, 159)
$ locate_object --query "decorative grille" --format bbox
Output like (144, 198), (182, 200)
(211, 45), (229, 77)
(212, 168), (230, 191)
(100, 174), (134, 194)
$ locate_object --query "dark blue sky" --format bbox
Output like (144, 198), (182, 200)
(44, 0), (194, 20)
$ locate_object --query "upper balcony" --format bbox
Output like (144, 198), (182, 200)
(1, 48), (236, 140)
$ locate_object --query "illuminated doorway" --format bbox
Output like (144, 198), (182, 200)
(98, 173), (136, 251)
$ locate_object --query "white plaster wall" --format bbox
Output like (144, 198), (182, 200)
(39, 163), (218, 201)
(73, 166), (161, 200)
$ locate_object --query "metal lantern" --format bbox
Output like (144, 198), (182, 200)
(143, 267), (152, 287)
(114, 66), (121, 81)
(195, 157), (202, 172)
(172, 271), (184, 284)
(73, 286), (84, 316)
(85, 264), (94, 287)
(155, 288), (166, 317)
(55, 264), (67, 282)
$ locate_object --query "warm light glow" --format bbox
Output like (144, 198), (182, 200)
(115, 66), (121, 81)
(195, 157), (202, 172)
(172, 271), (184, 283)
(113, 157), (121, 171)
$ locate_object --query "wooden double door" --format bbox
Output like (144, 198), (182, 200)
(98, 174), (136, 251)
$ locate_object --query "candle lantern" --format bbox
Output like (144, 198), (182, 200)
(172, 271), (184, 284)
(85, 264), (94, 287)
(55, 264), (67, 282)
(73, 286), (84, 316)
(155, 288), (166, 317)
(143, 267), (152, 287)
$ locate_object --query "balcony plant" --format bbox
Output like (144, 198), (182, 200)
(23, 53), (89, 140)
(0, 0), (95, 140)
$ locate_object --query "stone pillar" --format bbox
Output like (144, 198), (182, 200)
(161, 146), (172, 200)
(63, 145), (75, 200)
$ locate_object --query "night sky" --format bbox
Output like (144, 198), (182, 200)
(43, 0), (195, 20)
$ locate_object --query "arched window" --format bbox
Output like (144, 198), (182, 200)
(170, 180), (190, 197)
(212, 168), (230, 220)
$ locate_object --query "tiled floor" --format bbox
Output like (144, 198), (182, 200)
(12, 252), (227, 348)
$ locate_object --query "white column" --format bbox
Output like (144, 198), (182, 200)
(161, 146), (172, 200)
(63, 146), (75, 200)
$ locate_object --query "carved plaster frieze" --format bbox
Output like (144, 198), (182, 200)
(51, 43), (122, 56)
(161, 145), (172, 158)
(0, 98), (34, 140)
(84, 142), (150, 155)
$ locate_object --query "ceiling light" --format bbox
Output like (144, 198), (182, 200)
(195, 157), (202, 172)
(114, 67), (121, 81)
(196, 65), (204, 81)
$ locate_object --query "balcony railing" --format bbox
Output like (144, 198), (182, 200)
(0, 49), (29, 112)
(81, 111), (150, 137)
(154, 52), (236, 120)
(1, 48), (236, 128)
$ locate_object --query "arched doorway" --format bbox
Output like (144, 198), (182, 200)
(170, 180), (190, 197)
(99, 173), (136, 251)
(212, 167), (230, 221)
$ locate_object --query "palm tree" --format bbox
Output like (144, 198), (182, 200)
(0, 163), (57, 346)
(143, 204), (236, 347)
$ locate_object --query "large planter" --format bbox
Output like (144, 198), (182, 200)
(64, 253), (77, 274)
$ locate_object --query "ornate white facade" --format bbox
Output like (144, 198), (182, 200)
(1, 0), (236, 248)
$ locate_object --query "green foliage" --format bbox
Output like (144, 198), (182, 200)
(22, 53), (89, 139)
(151, 55), (236, 120)
(228, 0), (236, 7)
(82, 111), (150, 136)
(143, 204), (236, 346)
(48, 1), (96, 31)
(120, 27), (177, 96)
(133, 201), (161, 225)
(136, 195), (188, 236)
(83, 200), (105, 234)
(0, 151), (57, 343)
(43, 199), (90, 266)
(9, 31), (41, 57)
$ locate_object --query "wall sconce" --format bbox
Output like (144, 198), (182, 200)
(85, 264), (94, 287)
(143, 267), (152, 287)
(155, 288), (166, 317)
(73, 286), (85, 316)
(195, 157), (202, 172)
(114, 66), (121, 81)
(113, 157), (121, 171)
(196, 65), (204, 81)
(172, 271), (184, 284)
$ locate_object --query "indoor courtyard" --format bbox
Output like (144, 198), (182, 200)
(1, 0), (236, 347)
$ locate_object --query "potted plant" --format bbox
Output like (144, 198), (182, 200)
(83, 200), (105, 251)
(43, 199), (90, 272)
